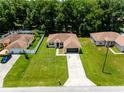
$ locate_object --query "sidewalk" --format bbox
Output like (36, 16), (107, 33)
(0, 55), (20, 87)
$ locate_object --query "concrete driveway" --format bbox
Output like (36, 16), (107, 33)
(64, 54), (95, 86)
(0, 55), (20, 87)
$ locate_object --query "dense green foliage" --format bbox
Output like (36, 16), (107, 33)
(0, 0), (124, 35)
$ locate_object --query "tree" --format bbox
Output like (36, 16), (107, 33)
(0, 0), (123, 36)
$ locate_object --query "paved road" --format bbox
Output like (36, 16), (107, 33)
(64, 54), (95, 86)
(0, 55), (20, 87)
(0, 86), (124, 92)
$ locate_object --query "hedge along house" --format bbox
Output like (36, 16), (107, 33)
(115, 36), (124, 52)
(90, 32), (120, 46)
(47, 33), (81, 53)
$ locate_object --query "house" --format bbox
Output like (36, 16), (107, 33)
(90, 32), (119, 46)
(5, 34), (34, 50)
(115, 36), (124, 52)
(47, 33), (81, 53)
(0, 34), (34, 55)
(0, 34), (20, 47)
(6, 39), (28, 50)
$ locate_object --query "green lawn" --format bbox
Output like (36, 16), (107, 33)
(80, 38), (124, 86)
(0, 56), (3, 62)
(111, 46), (121, 53)
(4, 37), (68, 87)
(28, 36), (41, 49)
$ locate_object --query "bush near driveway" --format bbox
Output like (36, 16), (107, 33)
(4, 37), (68, 87)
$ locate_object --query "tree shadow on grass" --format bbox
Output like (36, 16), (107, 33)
(103, 71), (112, 75)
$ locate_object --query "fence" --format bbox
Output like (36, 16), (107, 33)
(9, 34), (45, 54)
(1, 30), (34, 39)
(9, 49), (35, 54)
(1, 30), (45, 39)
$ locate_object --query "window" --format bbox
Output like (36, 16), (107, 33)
(49, 42), (54, 45)
(99, 42), (103, 45)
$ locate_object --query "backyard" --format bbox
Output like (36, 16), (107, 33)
(27, 33), (43, 49)
(3, 37), (68, 87)
(80, 38), (124, 86)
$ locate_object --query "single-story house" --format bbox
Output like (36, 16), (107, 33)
(5, 34), (34, 50)
(115, 36), (124, 52)
(6, 39), (28, 50)
(0, 34), (34, 55)
(90, 32), (120, 46)
(47, 33), (81, 53)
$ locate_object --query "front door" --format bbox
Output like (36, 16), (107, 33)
(56, 43), (59, 48)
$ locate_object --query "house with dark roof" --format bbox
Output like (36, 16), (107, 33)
(90, 32), (120, 46)
(47, 33), (81, 53)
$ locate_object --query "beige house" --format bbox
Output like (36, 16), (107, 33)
(90, 32), (120, 46)
(47, 33), (81, 53)
(115, 36), (124, 52)
(90, 31), (124, 52)
(0, 34), (34, 55)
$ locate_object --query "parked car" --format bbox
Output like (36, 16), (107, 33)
(1, 55), (12, 63)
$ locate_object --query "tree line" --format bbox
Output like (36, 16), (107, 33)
(0, 0), (124, 36)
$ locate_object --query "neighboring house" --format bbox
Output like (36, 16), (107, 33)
(6, 39), (28, 50)
(5, 34), (34, 50)
(0, 34), (34, 55)
(47, 33), (81, 53)
(115, 36), (124, 52)
(0, 34), (20, 47)
(90, 32), (119, 46)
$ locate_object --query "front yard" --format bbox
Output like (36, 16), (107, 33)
(4, 37), (68, 87)
(4, 36), (124, 86)
(80, 38), (124, 86)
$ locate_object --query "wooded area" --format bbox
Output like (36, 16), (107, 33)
(0, 0), (124, 35)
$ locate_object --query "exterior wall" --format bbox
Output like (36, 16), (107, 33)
(47, 42), (56, 48)
(95, 41), (105, 46)
(105, 41), (115, 47)
(9, 34), (45, 54)
(64, 48), (66, 54)
(115, 43), (124, 52)
(10, 49), (35, 54)
(90, 35), (105, 46)
(90, 35), (115, 46)
(47, 42), (63, 48)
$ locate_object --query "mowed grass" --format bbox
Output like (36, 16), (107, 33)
(80, 38), (124, 86)
(111, 46), (121, 53)
(28, 36), (41, 49)
(4, 37), (68, 87)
